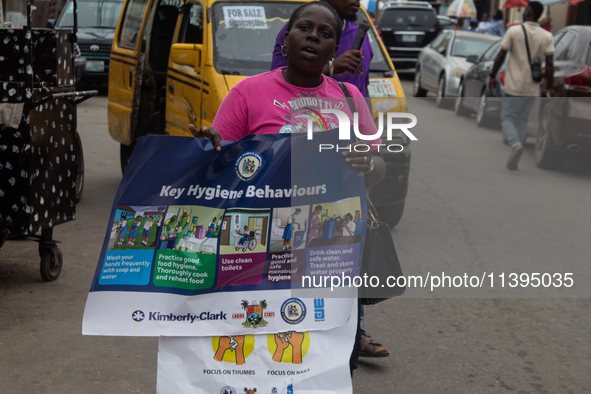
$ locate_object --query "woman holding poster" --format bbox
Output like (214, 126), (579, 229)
(189, 1), (385, 190)
(189, 0), (386, 376)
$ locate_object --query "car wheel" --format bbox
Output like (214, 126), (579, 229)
(436, 75), (447, 108)
(73, 131), (84, 203)
(414, 68), (427, 97)
(454, 81), (470, 116)
(535, 103), (566, 170)
(376, 202), (405, 228)
(475, 91), (491, 128)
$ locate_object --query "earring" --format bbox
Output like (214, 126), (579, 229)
(281, 45), (287, 57)
(328, 58), (335, 77)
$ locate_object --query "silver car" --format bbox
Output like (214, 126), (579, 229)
(414, 30), (500, 107)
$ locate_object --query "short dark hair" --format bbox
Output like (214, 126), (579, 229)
(314, 205), (323, 212)
(345, 213), (353, 220)
(527, 1), (544, 21)
(286, 2), (343, 45)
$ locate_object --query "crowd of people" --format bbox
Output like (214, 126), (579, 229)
(457, 10), (506, 37)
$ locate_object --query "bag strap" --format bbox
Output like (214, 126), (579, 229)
(522, 24), (533, 64)
(338, 82), (380, 225)
(338, 82), (356, 114)
(366, 197), (380, 229)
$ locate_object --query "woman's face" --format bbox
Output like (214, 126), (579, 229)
(285, 6), (338, 72)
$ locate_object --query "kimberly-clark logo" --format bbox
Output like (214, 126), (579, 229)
(307, 110), (417, 152)
(132, 311), (227, 323)
(131, 310), (145, 322)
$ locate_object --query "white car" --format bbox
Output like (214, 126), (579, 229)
(414, 30), (500, 107)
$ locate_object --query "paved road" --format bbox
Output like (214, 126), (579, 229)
(1, 77), (590, 393)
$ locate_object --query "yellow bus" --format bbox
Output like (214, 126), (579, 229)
(108, 0), (410, 226)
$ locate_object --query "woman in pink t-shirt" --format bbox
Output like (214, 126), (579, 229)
(189, 1), (385, 189)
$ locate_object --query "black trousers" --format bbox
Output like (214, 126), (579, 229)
(349, 299), (362, 375)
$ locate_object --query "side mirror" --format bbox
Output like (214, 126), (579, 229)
(46, 19), (55, 28)
(466, 55), (478, 63)
(170, 44), (202, 71)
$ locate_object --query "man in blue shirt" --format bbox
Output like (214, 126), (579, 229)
(270, 0), (373, 97)
(486, 10), (506, 37)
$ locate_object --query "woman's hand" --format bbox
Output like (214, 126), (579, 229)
(342, 142), (386, 189)
(342, 142), (373, 172)
(189, 124), (222, 151)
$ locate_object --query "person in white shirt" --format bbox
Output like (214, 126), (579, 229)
(142, 216), (154, 246)
(342, 213), (356, 236)
(489, 1), (554, 170)
(477, 12), (491, 33)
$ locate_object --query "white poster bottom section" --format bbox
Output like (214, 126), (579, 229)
(82, 290), (355, 337)
(156, 301), (357, 394)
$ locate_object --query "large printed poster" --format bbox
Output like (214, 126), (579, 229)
(157, 302), (357, 394)
(82, 131), (366, 337)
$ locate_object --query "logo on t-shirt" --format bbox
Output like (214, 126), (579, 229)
(235, 151), (263, 181)
(279, 125), (296, 134)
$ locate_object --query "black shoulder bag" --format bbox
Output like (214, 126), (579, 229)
(338, 82), (406, 304)
(522, 25), (542, 83)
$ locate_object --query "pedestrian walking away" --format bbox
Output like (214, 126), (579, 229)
(488, 1), (554, 170)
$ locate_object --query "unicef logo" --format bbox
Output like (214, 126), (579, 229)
(280, 298), (306, 325)
(131, 310), (145, 322)
(235, 151), (263, 181)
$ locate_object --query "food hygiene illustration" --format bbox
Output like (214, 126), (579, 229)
(219, 208), (270, 255)
(107, 206), (165, 251)
(157, 206), (225, 255)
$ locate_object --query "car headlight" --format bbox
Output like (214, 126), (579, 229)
(453, 68), (465, 78)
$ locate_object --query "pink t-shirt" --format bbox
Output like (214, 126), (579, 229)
(213, 68), (381, 147)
